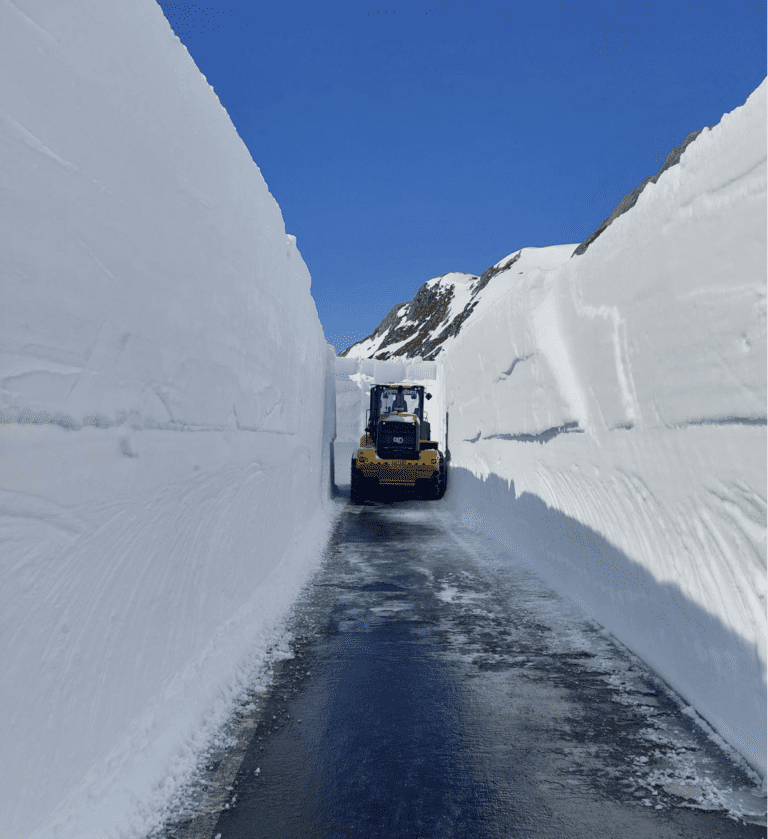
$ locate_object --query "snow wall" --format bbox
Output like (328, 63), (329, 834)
(440, 80), (767, 779)
(0, 2), (338, 837)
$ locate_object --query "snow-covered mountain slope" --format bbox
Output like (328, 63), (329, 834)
(341, 116), (719, 364)
(571, 125), (709, 257)
(340, 246), (577, 361)
(2, 0), (764, 833)
(0, 2), (337, 838)
(344, 80), (767, 781)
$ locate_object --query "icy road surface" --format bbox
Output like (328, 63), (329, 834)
(156, 496), (766, 839)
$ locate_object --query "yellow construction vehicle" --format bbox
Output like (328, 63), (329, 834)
(351, 383), (447, 504)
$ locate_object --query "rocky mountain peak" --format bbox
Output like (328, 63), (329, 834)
(340, 252), (523, 362)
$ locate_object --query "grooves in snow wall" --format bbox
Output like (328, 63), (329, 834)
(440, 80), (767, 779)
(0, 2), (336, 837)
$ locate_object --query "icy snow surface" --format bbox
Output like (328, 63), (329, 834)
(1, 2), (338, 837)
(1, 0), (765, 835)
(337, 79), (767, 785)
(436, 81), (767, 780)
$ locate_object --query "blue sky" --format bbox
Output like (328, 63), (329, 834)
(156, 1), (765, 353)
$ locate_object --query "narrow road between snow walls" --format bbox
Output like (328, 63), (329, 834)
(153, 494), (766, 839)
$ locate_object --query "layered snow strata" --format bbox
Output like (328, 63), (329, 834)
(0, 1), (337, 837)
(440, 80), (767, 779)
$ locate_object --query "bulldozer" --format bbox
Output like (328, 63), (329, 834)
(350, 383), (448, 504)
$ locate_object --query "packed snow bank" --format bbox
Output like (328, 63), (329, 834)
(0, 2), (338, 837)
(439, 80), (767, 779)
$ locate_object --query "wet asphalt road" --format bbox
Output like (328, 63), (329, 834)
(162, 496), (766, 839)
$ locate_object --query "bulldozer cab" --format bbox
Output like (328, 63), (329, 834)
(365, 384), (432, 448)
(379, 385), (419, 417)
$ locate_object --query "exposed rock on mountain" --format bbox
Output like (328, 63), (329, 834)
(339, 251), (524, 361)
(342, 123), (714, 363)
(343, 114), (719, 364)
(337, 247), (595, 362)
(572, 126), (708, 257)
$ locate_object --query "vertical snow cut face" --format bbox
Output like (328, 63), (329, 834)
(439, 80), (766, 780)
(0, 2), (337, 839)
